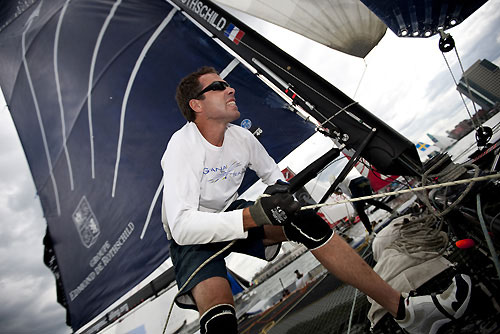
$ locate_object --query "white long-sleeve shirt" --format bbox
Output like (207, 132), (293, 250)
(161, 122), (282, 245)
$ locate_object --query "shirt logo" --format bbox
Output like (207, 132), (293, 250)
(204, 161), (245, 183)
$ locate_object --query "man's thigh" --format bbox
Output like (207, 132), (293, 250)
(192, 276), (234, 315)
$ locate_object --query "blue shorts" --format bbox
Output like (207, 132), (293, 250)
(170, 200), (281, 310)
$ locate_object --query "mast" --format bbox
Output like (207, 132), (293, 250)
(168, 0), (422, 176)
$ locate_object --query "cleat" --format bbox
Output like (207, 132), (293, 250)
(395, 274), (472, 334)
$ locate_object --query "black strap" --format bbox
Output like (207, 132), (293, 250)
(431, 293), (456, 321)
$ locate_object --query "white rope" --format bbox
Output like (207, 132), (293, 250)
(300, 173), (500, 211)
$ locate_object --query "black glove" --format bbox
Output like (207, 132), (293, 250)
(249, 192), (300, 226)
(264, 179), (291, 195)
(283, 210), (333, 250)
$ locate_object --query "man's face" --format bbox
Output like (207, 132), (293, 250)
(194, 73), (240, 123)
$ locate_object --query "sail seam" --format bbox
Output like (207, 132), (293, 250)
(22, 0), (61, 216)
(111, 7), (178, 197)
(54, 0), (75, 191)
(140, 179), (164, 240)
(88, 0), (123, 180)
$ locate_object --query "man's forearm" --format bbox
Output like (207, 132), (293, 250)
(242, 207), (258, 231)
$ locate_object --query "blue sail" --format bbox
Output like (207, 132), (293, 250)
(0, 0), (314, 330)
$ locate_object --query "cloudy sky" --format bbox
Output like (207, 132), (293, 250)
(0, 1), (499, 333)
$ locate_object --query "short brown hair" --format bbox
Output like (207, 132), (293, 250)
(175, 66), (218, 122)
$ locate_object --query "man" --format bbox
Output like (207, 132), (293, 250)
(294, 269), (308, 290)
(161, 66), (471, 334)
(336, 173), (395, 234)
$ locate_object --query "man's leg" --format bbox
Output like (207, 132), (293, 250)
(264, 225), (399, 314)
(170, 238), (239, 334)
(312, 234), (400, 314)
(191, 276), (234, 315)
(192, 277), (238, 334)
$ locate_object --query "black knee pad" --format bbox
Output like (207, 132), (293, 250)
(284, 209), (334, 250)
(199, 304), (237, 334)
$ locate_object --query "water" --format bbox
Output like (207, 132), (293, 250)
(236, 251), (323, 315)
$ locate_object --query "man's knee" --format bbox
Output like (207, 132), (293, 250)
(200, 304), (238, 334)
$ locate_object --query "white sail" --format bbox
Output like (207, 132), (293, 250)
(214, 0), (387, 58)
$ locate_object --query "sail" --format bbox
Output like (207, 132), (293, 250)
(0, 0), (315, 330)
(213, 0), (387, 58)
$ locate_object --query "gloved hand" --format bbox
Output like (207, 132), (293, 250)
(283, 210), (333, 250)
(249, 191), (300, 226)
(264, 179), (291, 195)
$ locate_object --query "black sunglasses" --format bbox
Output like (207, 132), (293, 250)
(195, 81), (230, 98)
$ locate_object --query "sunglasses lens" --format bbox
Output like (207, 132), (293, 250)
(212, 81), (228, 91)
(196, 81), (229, 98)
(214, 81), (229, 90)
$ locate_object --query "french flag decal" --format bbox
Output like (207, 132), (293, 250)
(224, 24), (245, 45)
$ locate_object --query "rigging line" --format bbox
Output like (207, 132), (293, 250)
(140, 179), (163, 240)
(88, 0), (123, 180)
(111, 8), (177, 198)
(22, 1), (61, 216)
(309, 155), (347, 195)
(319, 101), (359, 128)
(54, 0), (75, 191)
(477, 194), (500, 280)
(441, 51), (478, 130)
(352, 59), (368, 100)
(237, 38), (358, 127)
(301, 173), (500, 211)
(347, 245), (371, 334)
(455, 46), (479, 116)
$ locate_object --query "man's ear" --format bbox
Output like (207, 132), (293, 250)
(189, 99), (202, 113)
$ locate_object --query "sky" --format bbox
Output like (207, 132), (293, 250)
(0, 1), (499, 333)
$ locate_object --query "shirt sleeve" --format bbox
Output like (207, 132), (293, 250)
(161, 132), (248, 245)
